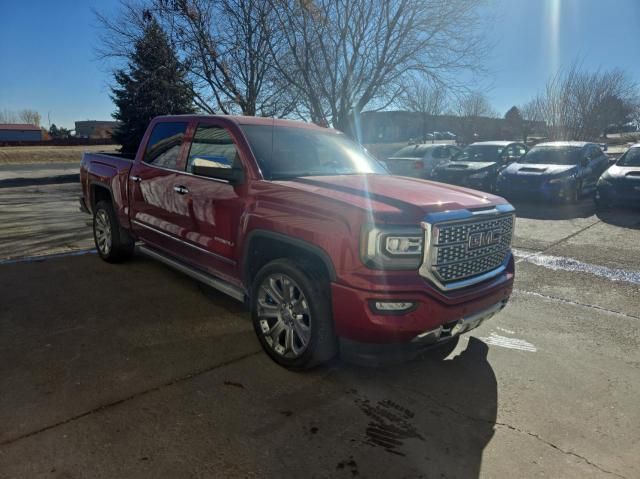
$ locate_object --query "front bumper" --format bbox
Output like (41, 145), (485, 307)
(339, 299), (507, 364)
(330, 265), (513, 344)
(434, 174), (493, 192)
(596, 183), (640, 206)
(496, 178), (574, 202)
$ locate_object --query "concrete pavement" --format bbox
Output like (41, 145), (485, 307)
(0, 183), (639, 478)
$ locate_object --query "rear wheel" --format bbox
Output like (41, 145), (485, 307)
(93, 200), (134, 263)
(251, 259), (337, 369)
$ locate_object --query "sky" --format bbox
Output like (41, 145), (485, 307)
(1, 0), (639, 130)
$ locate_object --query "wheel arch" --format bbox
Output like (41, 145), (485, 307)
(242, 230), (337, 290)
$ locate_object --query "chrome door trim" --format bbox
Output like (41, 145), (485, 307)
(132, 220), (236, 265)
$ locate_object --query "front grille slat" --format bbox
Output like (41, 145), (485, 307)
(421, 212), (514, 289)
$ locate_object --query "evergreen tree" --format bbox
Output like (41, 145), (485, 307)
(111, 18), (194, 155)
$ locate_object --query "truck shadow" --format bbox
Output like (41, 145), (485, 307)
(510, 199), (596, 220)
(331, 337), (496, 478)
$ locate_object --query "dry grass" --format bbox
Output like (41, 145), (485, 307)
(0, 144), (121, 165)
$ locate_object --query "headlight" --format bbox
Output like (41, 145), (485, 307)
(469, 171), (489, 179)
(361, 226), (423, 269)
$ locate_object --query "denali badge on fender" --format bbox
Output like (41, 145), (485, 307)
(468, 229), (502, 250)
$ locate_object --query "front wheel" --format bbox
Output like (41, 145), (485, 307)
(93, 200), (134, 263)
(251, 259), (337, 370)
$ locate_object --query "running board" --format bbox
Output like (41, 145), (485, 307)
(137, 245), (245, 302)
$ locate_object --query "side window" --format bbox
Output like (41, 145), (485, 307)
(187, 125), (240, 174)
(503, 145), (516, 160)
(591, 146), (603, 159)
(432, 147), (445, 159)
(518, 145), (527, 156)
(144, 122), (188, 169)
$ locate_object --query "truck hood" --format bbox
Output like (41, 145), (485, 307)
(273, 174), (505, 223)
(503, 163), (577, 177)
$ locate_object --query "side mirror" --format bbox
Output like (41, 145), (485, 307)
(192, 157), (245, 185)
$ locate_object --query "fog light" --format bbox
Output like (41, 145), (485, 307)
(372, 301), (415, 312)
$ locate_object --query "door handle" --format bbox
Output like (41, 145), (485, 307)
(130, 175), (142, 183)
(173, 185), (189, 195)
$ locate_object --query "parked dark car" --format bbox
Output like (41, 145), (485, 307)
(596, 143), (640, 208)
(496, 142), (610, 202)
(384, 143), (461, 179)
(431, 141), (527, 193)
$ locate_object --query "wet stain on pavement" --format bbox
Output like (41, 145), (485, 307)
(336, 456), (359, 476)
(355, 397), (424, 456)
(223, 380), (244, 389)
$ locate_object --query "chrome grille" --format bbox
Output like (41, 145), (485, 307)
(419, 208), (514, 290)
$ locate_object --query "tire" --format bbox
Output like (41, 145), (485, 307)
(250, 258), (337, 370)
(93, 200), (134, 263)
(423, 336), (460, 361)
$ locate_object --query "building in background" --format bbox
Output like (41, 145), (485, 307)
(0, 124), (43, 142)
(359, 111), (545, 145)
(74, 120), (120, 139)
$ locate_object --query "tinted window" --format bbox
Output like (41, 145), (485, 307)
(241, 124), (386, 179)
(187, 125), (240, 174)
(144, 122), (188, 169)
(617, 147), (640, 167)
(453, 145), (504, 162)
(589, 146), (603, 159)
(521, 146), (582, 165)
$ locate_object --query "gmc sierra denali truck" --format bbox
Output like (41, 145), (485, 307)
(80, 115), (515, 369)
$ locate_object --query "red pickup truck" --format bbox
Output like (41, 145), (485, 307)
(80, 115), (515, 369)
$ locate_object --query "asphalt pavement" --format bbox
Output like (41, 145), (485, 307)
(0, 183), (639, 478)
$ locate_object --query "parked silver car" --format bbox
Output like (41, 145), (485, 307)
(384, 143), (461, 179)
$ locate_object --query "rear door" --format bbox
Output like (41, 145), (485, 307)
(128, 121), (191, 253)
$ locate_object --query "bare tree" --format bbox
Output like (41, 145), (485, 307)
(452, 91), (496, 141)
(0, 110), (19, 123)
(269, 0), (488, 136)
(0, 109), (41, 125)
(524, 63), (639, 140)
(399, 78), (448, 141)
(96, 0), (295, 117)
(19, 109), (41, 126)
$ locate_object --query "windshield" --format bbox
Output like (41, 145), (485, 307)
(453, 145), (503, 162)
(390, 145), (430, 159)
(240, 124), (387, 180)
(520, 146), (582, 165)
(617, 148), (640, 167)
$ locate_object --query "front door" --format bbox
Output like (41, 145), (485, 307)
(129, 121), (191, 254)
(170, 122), (246, 282)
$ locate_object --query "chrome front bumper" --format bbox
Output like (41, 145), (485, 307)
(411, 299), (508, 344)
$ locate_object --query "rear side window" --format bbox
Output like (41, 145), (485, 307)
(144, 122), (188, 169)
(186, 125), (240, 174)
(589, 146), (603, 159)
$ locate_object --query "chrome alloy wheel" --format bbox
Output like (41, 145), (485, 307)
(94, 209), (112, 255)
(257, 274), (312, 358)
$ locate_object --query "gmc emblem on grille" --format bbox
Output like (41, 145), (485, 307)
(468, 229), (502, 250)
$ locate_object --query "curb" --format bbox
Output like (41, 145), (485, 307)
(0, 173), (79, 188)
